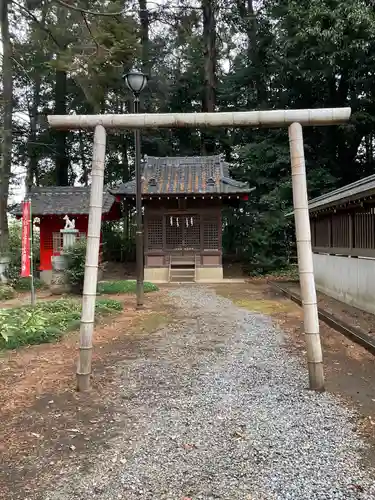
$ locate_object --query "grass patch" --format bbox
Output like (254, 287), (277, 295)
(0, 298), (122, 350)
(98, 280), (159, 295)
(0, 285), (16, 301)
(233, 298), (297, 314)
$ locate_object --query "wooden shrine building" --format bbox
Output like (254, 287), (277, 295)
(112, 155), (253, 282)
(12, 186), (121, 284)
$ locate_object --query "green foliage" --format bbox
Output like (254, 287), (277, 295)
(93, 297), (123, 312)
(0, 298), (122, 349)
(265, 266), (300, 281)
(63, 239), (88, 291)
(102, 220), (135, 262)
(8, 0), (375, 278)
(14, 277), (46, 291)
(223, 132), (296, 274)
(5, 221), (40, 286)
(0, 285), (15, 301)
(64, 239), (107, 292)
(97, 280), (159, 295)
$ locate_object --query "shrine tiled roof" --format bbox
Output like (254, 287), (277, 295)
(11, 186), (115, 216)
(112, 155), (253, 196)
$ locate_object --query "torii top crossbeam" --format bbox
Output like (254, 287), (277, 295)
(48, 108), (351, 130)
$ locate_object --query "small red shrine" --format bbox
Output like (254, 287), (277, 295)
(13, 186), (121, 284)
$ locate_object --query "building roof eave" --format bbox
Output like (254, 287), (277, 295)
(112, 187), (256, 198)
(308, 174), (375, 212)
(10, 186), (116, 216)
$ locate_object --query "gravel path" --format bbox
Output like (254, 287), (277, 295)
(46, 287), (375, 500)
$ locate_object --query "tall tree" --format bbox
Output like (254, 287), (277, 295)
(201, 0), (217, 154)
(233, 0), (267, 107)
(54, 69), (69, 186)
(5, 0), (375, 274)
(0, 0), (13, 257)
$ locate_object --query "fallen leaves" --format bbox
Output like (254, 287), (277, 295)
(183, 443), (197, 451)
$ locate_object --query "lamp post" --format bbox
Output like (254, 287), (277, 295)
(124, 70), (148, 309)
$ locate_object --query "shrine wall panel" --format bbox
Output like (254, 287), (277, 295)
(146, 255), (164, 267)
(202, 255), (221, 266)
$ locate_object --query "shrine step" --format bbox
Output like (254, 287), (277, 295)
(169, 268), (196, 282)
(170, 257), (195, 264)
(170, 262), (195, 268)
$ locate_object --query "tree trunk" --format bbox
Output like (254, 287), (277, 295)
(26, 5), (48, 192)
(54, 70), (69, 185)
(201, 0), (217, 154)
(0, 0), (12, 256)
(139, 0), (151, 113)
(122, 141), (130, 183)
(27, 73), (41, 192)
(236, 0), (266, 107)
(79, 131), (88, 186)
(139, 0), (150, 74)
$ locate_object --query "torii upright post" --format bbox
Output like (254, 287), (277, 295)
(76, 124), (106, 392)
(289, 122), (324, 391)
(47, 107), (351, 392)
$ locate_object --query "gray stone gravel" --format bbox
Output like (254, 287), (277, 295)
(46, 286), (375, 500)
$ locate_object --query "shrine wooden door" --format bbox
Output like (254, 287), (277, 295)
(165, 214), (201, 255)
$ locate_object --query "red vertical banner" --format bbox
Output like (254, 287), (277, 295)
(21, 200), (31, 277)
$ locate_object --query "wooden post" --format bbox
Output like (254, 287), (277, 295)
(328, 215), (332, 248)
(349, 212), (354, 251)
(76, 125), (106, 392)
(289, 122), (324, 391)
(29, 197), (36, 306)
(133, 97), (144, 309)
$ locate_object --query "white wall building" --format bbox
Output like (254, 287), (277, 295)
(309, 175), (375, 314)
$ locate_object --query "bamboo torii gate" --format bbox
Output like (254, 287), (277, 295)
(48, 108), (351, 392)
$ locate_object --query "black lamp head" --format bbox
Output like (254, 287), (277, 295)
(123, 71), (148, 96)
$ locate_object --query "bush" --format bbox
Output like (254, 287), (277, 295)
(93, 297), (123, 312)
(97, 280), (159, 295)
(64, 239), (106, 293)
(5, 221), (40, 286)
(14, 277), (46, 291)
(63, 239), (87, 292)
(0, 297), (122, 349)
(266, 265), (299, 281)
(102, 220), (136, 262)
(0, 285), (16, 301)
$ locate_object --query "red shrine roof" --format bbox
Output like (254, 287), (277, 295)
(111, 155), (253, 196)
(11, 186), (116, 216)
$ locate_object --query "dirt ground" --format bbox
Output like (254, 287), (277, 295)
(0, 289), (55, 309)
(286, 281), (375, 338)
(0, 290), (175, 500)
(1, 282), (375, 499)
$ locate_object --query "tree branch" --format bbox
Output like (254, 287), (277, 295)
(12, 0), (62, 47)
(54, 0), (125, 16)
(81, 11), (99, 52)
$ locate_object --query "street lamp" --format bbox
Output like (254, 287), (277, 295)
(124, 70), (148, 309)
